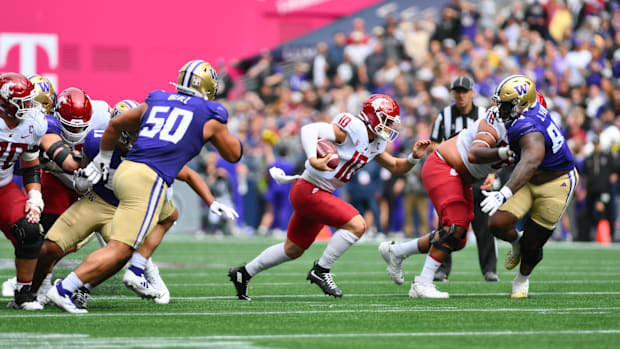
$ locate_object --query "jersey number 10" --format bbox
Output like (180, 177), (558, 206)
(140, 106), (193, 144)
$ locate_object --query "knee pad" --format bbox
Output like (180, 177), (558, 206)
(429, 224), (467, 254)
(11, 218), (45, 259)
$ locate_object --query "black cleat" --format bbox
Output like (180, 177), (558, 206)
(228, 266), (251, 300)
(7, 285), (43, 310)
(306, 262), (343, 298)
(72, 286), (91, 309)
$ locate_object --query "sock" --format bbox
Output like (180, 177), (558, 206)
(15, 280), (32, 292)
(512, 231), (523, 253)
(62, 272), (84, 294)
(418, 254), (443, 284)
(43, 273), (53, 287)
(129, 252), (148, 276)
(392, 238), (421, 258)
(318, 229), (359, 269)
(144, 258), (156, 274)
(245, 242), (291, 277)
(514, 271), (530, 284)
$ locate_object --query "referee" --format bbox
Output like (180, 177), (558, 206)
(429, 76), (499, 282)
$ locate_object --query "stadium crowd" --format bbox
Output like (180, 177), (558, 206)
(196, 0), (620, 243)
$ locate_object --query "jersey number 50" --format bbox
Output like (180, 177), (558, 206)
(140, 106), (193, 144)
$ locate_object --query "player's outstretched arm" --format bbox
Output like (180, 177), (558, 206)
(206, 120), (242, 163)
(101, 103), (147, 152)
(176, 165), (215, 206)
(375, 139), (431, 175)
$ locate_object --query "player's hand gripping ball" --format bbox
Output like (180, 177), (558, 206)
(317, 138), (339, 170)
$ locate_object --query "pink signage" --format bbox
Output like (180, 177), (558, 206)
(2, 0), (381, 104)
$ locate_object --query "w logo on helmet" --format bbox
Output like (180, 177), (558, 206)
(37, 82), (50, 93)
(514, 84), (528, 96)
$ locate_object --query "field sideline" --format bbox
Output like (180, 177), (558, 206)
(0, 236), (618, 348)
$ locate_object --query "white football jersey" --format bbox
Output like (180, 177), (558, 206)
(90, 100), (111, 131)
(456, 110), (509, 179)
(303, 113), (386, 192)
(0, 110), (48, 187)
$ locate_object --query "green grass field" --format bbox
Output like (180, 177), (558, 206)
(0, 236), (619, 348)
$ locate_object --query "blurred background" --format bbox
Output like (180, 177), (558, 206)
(4, 0), (620, 243)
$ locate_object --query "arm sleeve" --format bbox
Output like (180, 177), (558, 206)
(300, 122), (336, 158)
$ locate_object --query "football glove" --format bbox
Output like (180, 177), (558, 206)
(481, 186), (513, 216)
(81, 150), (113, 185)
(209, 201), (239, 220)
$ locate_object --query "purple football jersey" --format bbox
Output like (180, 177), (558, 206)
(45, 114), (62, 135)
(507, 102), (574, 172)
(126, 90), (228, 185)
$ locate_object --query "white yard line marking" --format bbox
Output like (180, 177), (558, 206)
(1, 306), (620, 318)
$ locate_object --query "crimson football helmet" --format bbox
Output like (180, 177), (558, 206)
(359, 94), (400, 142)
(0, 72), (39, 120)
(55, 87), (93, 145)
(536, 91), (547, 109)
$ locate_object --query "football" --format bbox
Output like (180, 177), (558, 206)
(317, 138), (339, 170)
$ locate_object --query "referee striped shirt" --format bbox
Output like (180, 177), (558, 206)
(430, 104), (486, 142)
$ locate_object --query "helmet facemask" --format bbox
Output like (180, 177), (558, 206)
(10, 91), (40, 120)
(362, 110), (400, 142)
(56, 113), (90, 145)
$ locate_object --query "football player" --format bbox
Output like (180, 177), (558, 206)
(481, 75), (577, 298)
(378, 102), (515, 298)
(45, 60), (242, 313)
(0, 73), (47, 310)
(228, 94), (431, 300)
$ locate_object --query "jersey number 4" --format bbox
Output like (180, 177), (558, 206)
(140, 106), (193, 144)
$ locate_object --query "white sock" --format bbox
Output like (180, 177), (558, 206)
(62, 272), (84, 293)
(145, 258), (156, 272)
(318, 229), (359, 269)
(130, 252), (148, 270)
(15, 281), (32, 292)
(512, 231), (523, 253)
(514, 272), (530, 284)
(43, 273), (52, 287)
(418, 255), (443, 284)
(84, 283), (92, 291)
(392, 238), (421, 258)
(245, 242), (291, 277)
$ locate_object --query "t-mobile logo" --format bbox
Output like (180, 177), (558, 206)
(0, 33), (59, 87)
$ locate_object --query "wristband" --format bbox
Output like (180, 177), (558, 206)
(499, 186), (513, 200)
(407, 153), (418, 165)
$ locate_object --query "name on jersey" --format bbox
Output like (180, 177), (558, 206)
(168, 94), (191, 104)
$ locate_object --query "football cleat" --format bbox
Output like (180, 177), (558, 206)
(307, 262), (343, 298)
(145, 262), (170, 304)
(379, 241), (405, 285)
(408, 277), (449, 298)
(46, 280), (87, 314)
(72, 287), (91, 310)
(433, 270), (448, 282)
(484, 272), (499, 282)
(227, 266), (251, 300)
(122, 268), (162, 299)
(505, 246), (521, 270)
(511, 278), (529, 298)
(6, 285), (43, 310)
(2, 277), (16, 297)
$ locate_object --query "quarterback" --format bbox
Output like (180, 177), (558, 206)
(228, 94), (430, 300)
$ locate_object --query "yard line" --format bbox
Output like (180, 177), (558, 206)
(2, 306), (619, 318)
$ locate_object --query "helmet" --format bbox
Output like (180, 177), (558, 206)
(55, 87), (93, 145)
(28, 74), (56, 114)
(173, 60), (218, 100)
(111, 99), (139, 146)
(492, 75), (537, 124)
(0, 72), (38, 120)
(359, 94), (400, 142)
(536, 91), (547, 109)
(111, 99), (139, 117)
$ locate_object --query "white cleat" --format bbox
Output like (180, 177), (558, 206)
(145, 262), (170, 304)
(123, 269), (162, 299)
(379, 241), (405, 285)
(408, 277), (449, 298)
(511, 278), (529, 298)
(46, 280), (87, 314)
(2, 277), (16, 297)
(505, 246), (521, 270)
